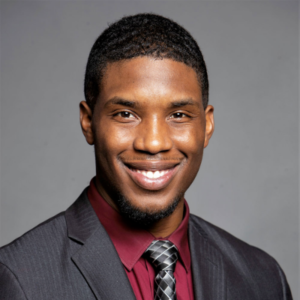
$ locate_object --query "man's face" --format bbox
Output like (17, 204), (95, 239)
(81, 57), (214, 224)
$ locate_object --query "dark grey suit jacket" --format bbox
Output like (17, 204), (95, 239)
(0, 188), (292, 300)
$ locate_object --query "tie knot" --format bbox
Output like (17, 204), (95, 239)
(144, 240), (178, 272)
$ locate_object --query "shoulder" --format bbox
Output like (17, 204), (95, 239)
(0, 212), (68, 265)
(0, 187), (92, 264)
(189, 213), (281, 268)
(0, 189), (99, 299)
(0, 212), (72, 299)
(189, 214), (292, 299)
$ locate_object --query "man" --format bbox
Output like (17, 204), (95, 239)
(0, 13), (292, 300)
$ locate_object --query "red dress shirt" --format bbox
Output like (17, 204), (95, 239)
(87, 179), (194, 300)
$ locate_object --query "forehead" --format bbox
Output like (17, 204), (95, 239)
(99, 57), (202, 106)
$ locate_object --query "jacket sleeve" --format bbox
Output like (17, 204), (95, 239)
(0, 263), (27, 300)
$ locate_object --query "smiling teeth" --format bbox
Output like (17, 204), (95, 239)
(136, 170), (167, 179)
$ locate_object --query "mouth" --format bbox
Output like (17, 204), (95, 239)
(123, 160), (182, 191)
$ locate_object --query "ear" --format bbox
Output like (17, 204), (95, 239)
(80, 101), (94, 145)
(204, 105), (214, 148)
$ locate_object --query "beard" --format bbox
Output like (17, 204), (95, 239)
(112, 190), (184, 229)
(95, 161), (184, 229)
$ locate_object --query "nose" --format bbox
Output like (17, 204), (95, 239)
(133, 116), (173, 154)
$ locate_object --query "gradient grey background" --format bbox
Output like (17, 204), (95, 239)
(1, 1), (298, 298)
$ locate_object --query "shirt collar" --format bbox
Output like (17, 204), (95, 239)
(87, 178), (191, 272)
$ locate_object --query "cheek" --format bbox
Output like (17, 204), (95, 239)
(172, 126), (205, 156)
(94, 120), (133, 158)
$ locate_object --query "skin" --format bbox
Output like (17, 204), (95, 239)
(80, 57), (214, 237)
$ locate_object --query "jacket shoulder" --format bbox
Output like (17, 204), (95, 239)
(189, 214), (293, 299)
(0, 212), (68, 264)
(0, 189), (97, 300)
(190, 213), (275, 262)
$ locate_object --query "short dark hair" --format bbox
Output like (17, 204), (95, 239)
(84, 13), (209, 111)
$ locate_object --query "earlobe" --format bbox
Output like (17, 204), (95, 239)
(79, 101), (94, 145)
(204, 105), (214, 148)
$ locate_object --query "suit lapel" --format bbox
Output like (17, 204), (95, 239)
(189, 219), (227, 300)
(66, 189), (227, 300)
(65, 189), (136, 300)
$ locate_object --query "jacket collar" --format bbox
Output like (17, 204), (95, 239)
(65, 189), (136, 300)
(88, 178), (191, 272)
(65, 189), (227, 300)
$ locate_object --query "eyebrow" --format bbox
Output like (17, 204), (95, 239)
(104, 97), (137, 108)
(104, 97), (200, 108)
(169, 98), (200, 108)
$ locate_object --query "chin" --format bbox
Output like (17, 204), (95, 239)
(113, 191), (184, 229)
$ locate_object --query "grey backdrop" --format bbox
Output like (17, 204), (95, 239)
(0, 1), (298, 298)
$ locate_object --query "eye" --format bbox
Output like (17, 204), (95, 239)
(112, 110), (138, 123)
(116, 111), (135, 119)
(170, 112), (188, 119)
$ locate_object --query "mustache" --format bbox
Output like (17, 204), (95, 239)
(118, 155), (185, 171)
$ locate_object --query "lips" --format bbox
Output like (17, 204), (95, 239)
(122, 160), (182, 191)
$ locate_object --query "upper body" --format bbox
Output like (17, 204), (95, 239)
(0, 186), (292, 300)
(0, 13), (293, 300)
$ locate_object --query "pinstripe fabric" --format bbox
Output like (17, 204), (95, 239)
(189, 215), (293, 300)
(0, 188), (293, 300)
(0, 263), (27, 299)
